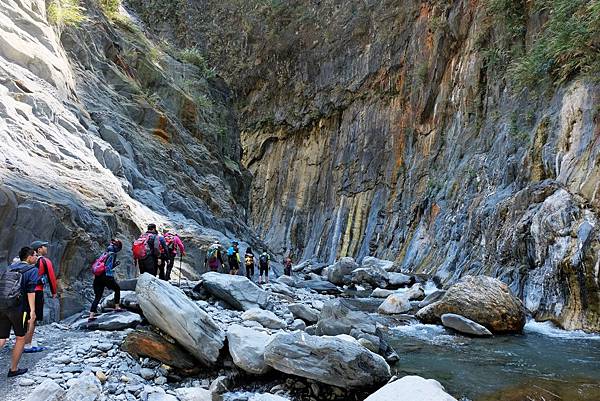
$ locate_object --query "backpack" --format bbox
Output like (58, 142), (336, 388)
(259, 253), (269, 268)
(164, 233), (176, 254)
(245, 254), (254, 266)
(207, 245), (218, 262)
(132, 233), (153, 260)
(91, 252), (108, 276)
(0, 265), (35, 311)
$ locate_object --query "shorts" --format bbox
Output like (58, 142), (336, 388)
(0, 309), (27, 338)
(35, 290), (44, 321)
(259, 266), (269, 275)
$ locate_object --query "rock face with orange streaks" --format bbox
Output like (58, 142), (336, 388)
(129, 0), (600, 332)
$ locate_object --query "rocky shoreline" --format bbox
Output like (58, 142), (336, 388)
(17, 256), (531, 401)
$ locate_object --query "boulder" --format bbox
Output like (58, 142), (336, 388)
(416, 275), (526, 333)
(378, 294), (411, 314)
(364, 375), (457, 401)
(100, 291), (141, 313)
(242, 308), (287, 329)
(173, 387), (211, 401)
(351, 266), (389, 288)
(121, 329), (199, 370)
(136, 273), (225, 365)
(226, 324), (271, 374)
(371, 288), (394, 298)
(267, 282), (296, 298)
(441, 313), (493, 337)
(316, 299), (378, 335)
(361, 256), (394, 272)
(326, 257), (359, 285)
(25, 379), (65, 401)
(63, 373), (102, 401)
(418, 290), (446, 308)
(290, 319), (306, 330)
(296, 279), (341, 294)
(276, 275), (297, 287)
(288, 303), (320, 323)
(264, 331), (391, 387)
(396, 283), (425, 301)
(72, 311), (142, 331)
(202, 272), (268, 310)
(249, 394), (290, 401)
(387, 272), (413, 287)
(118, 279), (138, 291)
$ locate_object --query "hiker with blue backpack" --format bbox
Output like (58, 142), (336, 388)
(0, 246), (39, 377)
(227, 241), (241, 275)
(89, 239), (123, 322)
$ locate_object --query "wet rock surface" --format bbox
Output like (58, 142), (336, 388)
(202, 272), (269, 311)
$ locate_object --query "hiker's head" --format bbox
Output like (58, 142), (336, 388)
(246, 247), (252, 254)
(147, 223), (157, 233)
(232, 241), (239, 249)
(263, 249), (268, 254)
(111, 239), (123, 252)
(163, 228), (171, 234)
(19, 247), (37, 264)
(30, 240), (48, 256)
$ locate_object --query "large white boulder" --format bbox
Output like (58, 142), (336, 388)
(378, 293), (411, 314)
(25, 379), (65, 401)
(264, 331), (391, 387)
(242, 308), (287, 329)
(227, 324), (272, 374)
(136, 273), (225, 365)
(202, 272), (269, 310)
(364, 375), (457, 401)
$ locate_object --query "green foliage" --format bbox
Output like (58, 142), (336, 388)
(509, 0), (600, 90)
(98, 0), (120, 16)
(179, 49), (216, 79)
(47, 0), (85, 27)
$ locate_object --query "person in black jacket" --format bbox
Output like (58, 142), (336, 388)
(0, 247), (39, 377)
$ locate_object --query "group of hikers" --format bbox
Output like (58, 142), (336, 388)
(0, 223), (293, 378)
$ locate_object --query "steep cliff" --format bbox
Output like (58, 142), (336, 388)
(0, 0), (252, 317)
(129, 0), (600, 331)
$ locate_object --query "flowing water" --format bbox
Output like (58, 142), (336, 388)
(387, 320), (600, 400)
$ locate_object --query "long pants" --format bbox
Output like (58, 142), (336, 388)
(90, 275), (120, 313)
(246, 264), (254, 280)
(139, 256), (158, 276)
(158, 257), (167, 280)
(163, 254), (176, 281)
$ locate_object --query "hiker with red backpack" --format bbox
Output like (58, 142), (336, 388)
(89, 239), (123, 321)
(0, 247), (39, 377)
(162, 229), (186, 281)
(133, 224), (168, 277)
(23, 240), (58, 353)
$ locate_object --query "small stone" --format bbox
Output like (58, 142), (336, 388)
(97, 343), (113, 352)
(53, 356), (71, 364)
(120, 375), (131, 383)
(154, 376), (167, 385)
(140, 368), (156, 380)
(96, 371), (107, 384)
(18, 378), (35, 386)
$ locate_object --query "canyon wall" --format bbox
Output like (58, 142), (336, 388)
(0, 0), (252, 317)
(130, 0), (600, 331)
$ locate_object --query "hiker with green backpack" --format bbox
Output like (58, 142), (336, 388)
(89, 239), (123, 322)
(0, 246), (39, 377)
(205, 241), (224, 272)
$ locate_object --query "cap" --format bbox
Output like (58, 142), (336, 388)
(30, 240), (49, 250)
(232, 241), (239, 245)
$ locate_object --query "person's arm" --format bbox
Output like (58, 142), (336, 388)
(27, 292), (36, 321)
(44, 258), (58, 297)
(175, 236), (185, 256)
(159, 236), (168, 258)
(26, 269), (38, 320)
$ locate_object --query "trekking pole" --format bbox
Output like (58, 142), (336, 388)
(178, 253), (183, 287)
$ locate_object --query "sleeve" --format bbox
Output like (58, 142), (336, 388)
(218, 250), (224, 264)
(25, 268), (39, 293)
(174, 236), (185, 254)
(44, 258), (58, 295)
(159, 236), (168, 256)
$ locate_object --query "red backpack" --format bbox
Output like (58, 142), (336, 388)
(132, 233), (153, 260)
(91, 252), (108, 276)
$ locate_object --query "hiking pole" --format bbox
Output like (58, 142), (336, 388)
(178, 253), (183, 288)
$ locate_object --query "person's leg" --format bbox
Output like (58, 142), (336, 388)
(8, 310), (28, 376)
(265, 268), (269, 283)
(89, 276), (105, 319)
(151, 257), (159, 277)
(10, 335), (26, 372)
(158, 257), (166, 280)
(165, 255), (175, 281)
(106, 278), (121, 310)
(24, 290), (45, 351)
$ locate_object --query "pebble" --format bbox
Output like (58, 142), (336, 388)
(140, 368), (155, 380)
(53, 356), (71, 364)
(96, 370), (108, 384)
(154, 376), (167, 385)
(120, 375), (131, 383)
(97, 343), (113, 352)
(18, 378), (35, 386)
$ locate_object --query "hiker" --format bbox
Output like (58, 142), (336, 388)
(89, 239), (123, 321)
(258, 249), (270, 284)
(205, 241), (224, 272)
(227, 241), (241, 275)
(283, 254), (293, 276)
(133, 223), (168, 277)
(244, 247), (255, 281)
(24, 241), (58, 353)
(0, 247), (39, 377)
(162, 229), (186, 281)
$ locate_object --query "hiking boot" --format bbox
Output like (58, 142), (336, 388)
(23, 346), (46, 353)
(7, 368), (27, 377)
